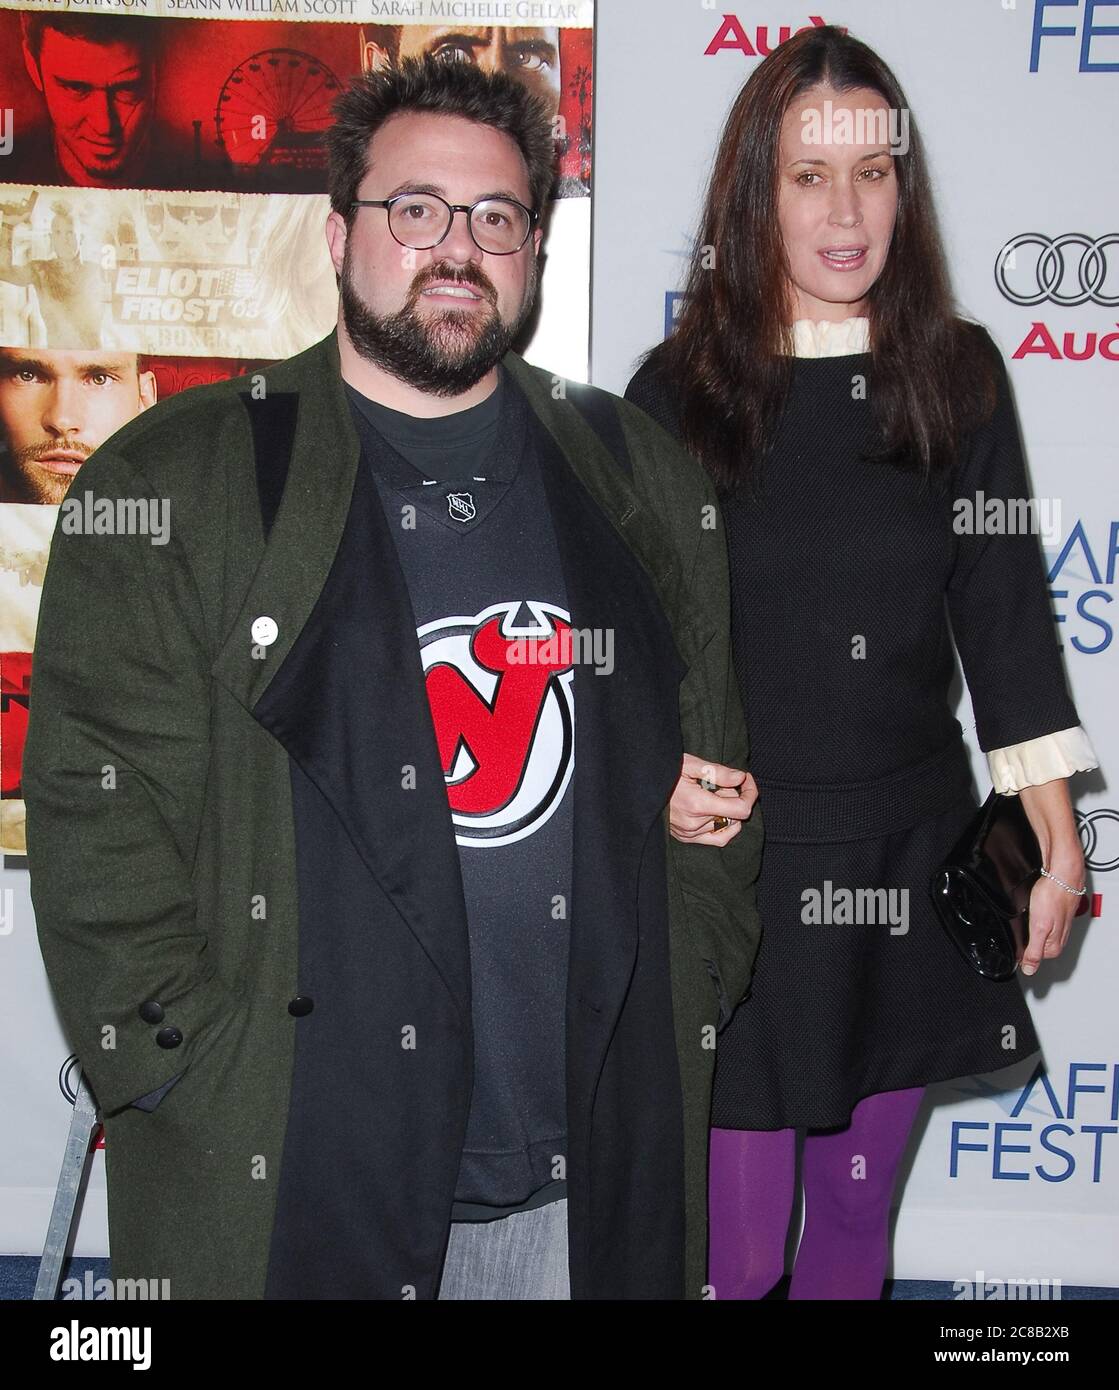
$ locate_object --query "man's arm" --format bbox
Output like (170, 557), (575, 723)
(22, 451), (241, 1118)
(621, 407), (764, 1023)
(670, 492), (763, 1023)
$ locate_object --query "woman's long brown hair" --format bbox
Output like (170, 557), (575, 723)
(639, 25), (997, 494)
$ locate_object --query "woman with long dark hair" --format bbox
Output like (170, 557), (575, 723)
(625, 25), (1097, 1299)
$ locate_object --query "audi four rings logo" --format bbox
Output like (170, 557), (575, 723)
(60, 1055), (82, 1105)
(1077, 809), (1119, 874)
(996, 234), (1119, 307)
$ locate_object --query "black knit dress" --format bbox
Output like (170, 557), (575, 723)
(625, 326), (1079, 1130)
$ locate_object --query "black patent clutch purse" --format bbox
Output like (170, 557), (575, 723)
(929, 791), (1042, 981)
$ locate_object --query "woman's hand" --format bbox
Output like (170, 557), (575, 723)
(1021, 848), (1085, 975)
(1018, 778), (1086, 976)
(669, 753), (758, 846)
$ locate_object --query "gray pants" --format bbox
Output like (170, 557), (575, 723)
(437, 1198), (571, 1299)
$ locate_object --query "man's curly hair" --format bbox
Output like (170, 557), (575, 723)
(325, 55), (556, 230)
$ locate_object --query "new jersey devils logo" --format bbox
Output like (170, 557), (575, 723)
(418, 600), (575, 847)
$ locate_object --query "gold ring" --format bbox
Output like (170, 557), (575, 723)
(711, 816), (731, 832)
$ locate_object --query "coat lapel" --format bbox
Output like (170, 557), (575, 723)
(529, 414), (687, 1067)
(210, 329), (473, 1015)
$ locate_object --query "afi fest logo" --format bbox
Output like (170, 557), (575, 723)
(1029, 0), (1119, 72)
(418, 601), (575, 848)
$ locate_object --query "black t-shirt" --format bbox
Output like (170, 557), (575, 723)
(345, 371), (504, 482)
(344, 368), (572, 1222)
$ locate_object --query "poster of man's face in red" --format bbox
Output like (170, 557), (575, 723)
(0, 12), (593, 198)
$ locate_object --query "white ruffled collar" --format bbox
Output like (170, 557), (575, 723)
(788, 316), (870, 358)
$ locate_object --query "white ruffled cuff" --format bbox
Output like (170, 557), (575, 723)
(987, 725), (1100, 794)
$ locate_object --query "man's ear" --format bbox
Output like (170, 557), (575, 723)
(325, 209), (348, 277)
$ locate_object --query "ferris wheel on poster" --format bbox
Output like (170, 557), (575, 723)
(215, 48), (342, 178)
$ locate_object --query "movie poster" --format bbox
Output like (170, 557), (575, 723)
(0, 0), (595, 852)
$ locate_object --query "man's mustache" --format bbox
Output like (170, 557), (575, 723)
(410, 265), (497, 304)
(16, 438), (94, 464)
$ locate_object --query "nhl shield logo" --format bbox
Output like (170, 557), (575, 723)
(446, 491), (476, 523)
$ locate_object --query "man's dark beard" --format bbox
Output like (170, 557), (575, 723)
(340, 249), (537, 396)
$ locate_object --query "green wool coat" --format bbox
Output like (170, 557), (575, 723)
(22, 328), (763, 1299)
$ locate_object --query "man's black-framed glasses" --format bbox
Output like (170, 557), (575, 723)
(351, 191), (538, 256)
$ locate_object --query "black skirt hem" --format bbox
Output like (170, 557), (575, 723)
(710, 1042), (1044, 1133)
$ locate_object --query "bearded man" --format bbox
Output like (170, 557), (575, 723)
(22, 56), (762, 1301)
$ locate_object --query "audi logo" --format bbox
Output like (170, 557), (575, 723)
(1076, 808), (1119, 874)
(59, 1054), (82, 1105)
(995, 234), (1119, 307)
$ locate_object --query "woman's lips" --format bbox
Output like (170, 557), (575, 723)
(818, 246), (869, 272)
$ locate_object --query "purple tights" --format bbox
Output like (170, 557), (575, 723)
(708, 1086), (926, 1300)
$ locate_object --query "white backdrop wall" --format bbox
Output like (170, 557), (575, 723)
(591, 0), (1117, 1287)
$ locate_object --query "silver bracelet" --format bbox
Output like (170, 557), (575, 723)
(1039, 866), (1087, 896)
